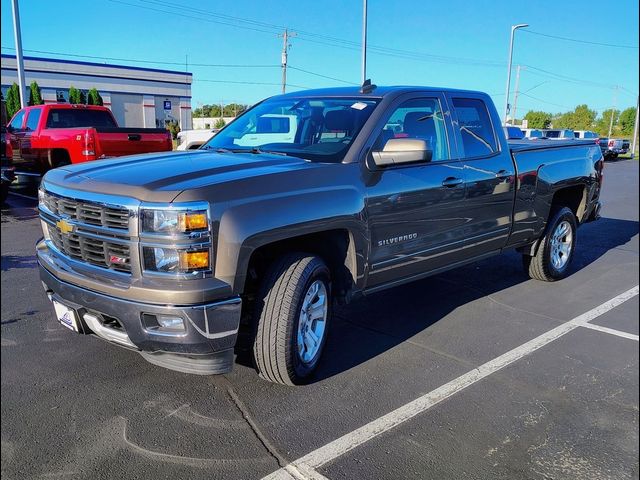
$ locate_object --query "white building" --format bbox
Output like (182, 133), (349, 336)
(1, 54), (192, 129)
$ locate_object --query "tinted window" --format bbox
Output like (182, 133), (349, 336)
(574, 132), (580, 138)
(452, 98), (497, 158)
(374, 98), (449, 161)
(45, 109), (117, 128)
(545, 130), (560, 138)
(26, 108), (42, 131)
(9, 110), (26, 130)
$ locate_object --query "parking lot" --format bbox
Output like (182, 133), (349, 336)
(1, 160), (638, 480)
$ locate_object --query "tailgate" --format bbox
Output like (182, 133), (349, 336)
(95, 128), (171, 157)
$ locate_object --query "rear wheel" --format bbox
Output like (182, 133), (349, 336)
(523, 207), (577, 282)
(253, 253), (331, 385)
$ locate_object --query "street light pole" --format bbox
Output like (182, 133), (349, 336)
(11, 0), (27, 108)
(361, 0), (368, 85)
(503, 23), (528, 124)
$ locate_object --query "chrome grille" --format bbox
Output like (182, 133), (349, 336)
(47, 224), (131, 273)
(42, 192), (130, 230)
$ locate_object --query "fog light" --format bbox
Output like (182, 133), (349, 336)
(156, 315), (185, 331)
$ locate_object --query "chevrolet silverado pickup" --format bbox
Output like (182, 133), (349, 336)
(37, 85), (603, 385)
(8, 104), (172, 174)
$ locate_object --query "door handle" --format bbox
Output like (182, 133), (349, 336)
(496, 169), (513, 179)
(441, 177), (463, 187)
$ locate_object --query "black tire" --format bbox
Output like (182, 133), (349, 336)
(253, 253), (331, 385)
(523, 207), (577, 282)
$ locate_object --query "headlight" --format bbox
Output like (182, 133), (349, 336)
(143, 247), (210, 273)
(141, 209), (208, 234)
(38, 188), (45, 204)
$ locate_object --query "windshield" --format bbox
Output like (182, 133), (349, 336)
(202, 97), (379, 162)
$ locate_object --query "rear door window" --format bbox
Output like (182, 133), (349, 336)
(451, 98), (498, 158)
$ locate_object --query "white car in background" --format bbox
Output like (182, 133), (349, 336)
(176, 128), (220, 150)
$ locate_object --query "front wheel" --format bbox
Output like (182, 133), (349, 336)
(253, 253), (331, 385)
(523, 207), (577, 282)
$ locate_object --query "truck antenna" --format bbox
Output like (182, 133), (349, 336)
(360, 79), (376, 94)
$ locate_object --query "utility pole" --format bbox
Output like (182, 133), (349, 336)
(220, 100), (224, 120)
(503, 24), (528, 124)
(608, 85), (618, 138)
(361, 0), (368, 85)
(11, 0), (26, 108)
(512, 65), (522, 125)
(632, 95), (639, 159)
(279, 29), (296, 94)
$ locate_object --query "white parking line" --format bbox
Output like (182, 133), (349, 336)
(578, 323), (639, 341)
(262, 285), (639, 480)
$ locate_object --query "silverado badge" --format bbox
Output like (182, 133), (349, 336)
(56, 219), (74, 235)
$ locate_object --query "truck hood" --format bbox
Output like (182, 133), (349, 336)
(43, 150), (323, 203)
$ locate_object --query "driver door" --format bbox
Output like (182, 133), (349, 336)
(364, 94), (468, 288)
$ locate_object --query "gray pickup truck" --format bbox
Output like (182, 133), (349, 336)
(37, 85), (603, 385)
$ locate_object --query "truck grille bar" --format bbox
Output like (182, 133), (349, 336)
(39, 190), (135, 275)
(42, 192), (130, 230)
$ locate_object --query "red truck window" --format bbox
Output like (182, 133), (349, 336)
(26, 108), (42, 131)
(9, 110), (26, 131)
(46, 109), (117, 129)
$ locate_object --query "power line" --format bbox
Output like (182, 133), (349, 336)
(196, 78), (310, 89)
(522, 30), (638, 49)
(287, 66), (359, 85)
(518, 92), (573, 110)
(0, 46), (278, 68)
(110, 0), (506, 69)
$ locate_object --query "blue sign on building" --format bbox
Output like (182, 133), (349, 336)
(163, 100), (171, 110)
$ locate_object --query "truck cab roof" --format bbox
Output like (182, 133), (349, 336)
(279, 85), (488, 99)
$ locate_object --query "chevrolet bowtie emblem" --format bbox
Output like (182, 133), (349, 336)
(56, 218), (74, 234)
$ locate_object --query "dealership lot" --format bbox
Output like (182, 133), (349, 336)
(1, 160), (638, 480)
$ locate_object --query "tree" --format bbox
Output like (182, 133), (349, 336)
(68, 86), (86, 104)
(214, 118), (226, 129)
(28, 81), (43, 106)
(87, 88), (103, 106)
(524, 110), (552, 129)
(595, 109), (620, 136)
(5, 83), (21, 118)
(165, 119), (180, 140)
(619, 107), (636, 136)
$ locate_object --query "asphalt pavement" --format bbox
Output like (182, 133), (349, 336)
(1, 160), (638, 480)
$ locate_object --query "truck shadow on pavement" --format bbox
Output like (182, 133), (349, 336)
(239, 217), (638, 383)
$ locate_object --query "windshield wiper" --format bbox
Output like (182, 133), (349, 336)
(202, 146), (288, 156)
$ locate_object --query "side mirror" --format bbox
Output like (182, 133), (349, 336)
(371, 138), (432, 167)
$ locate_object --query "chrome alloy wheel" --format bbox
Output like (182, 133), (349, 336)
(297, 280), (328, 364)
(550, 220), (573, 270)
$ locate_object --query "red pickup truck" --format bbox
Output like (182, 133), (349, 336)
(7, 104), (173, 174)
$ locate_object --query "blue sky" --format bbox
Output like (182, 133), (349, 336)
(1, 0), (638, 115)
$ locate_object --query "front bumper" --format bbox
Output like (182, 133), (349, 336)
(39, 259), (242, 375)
